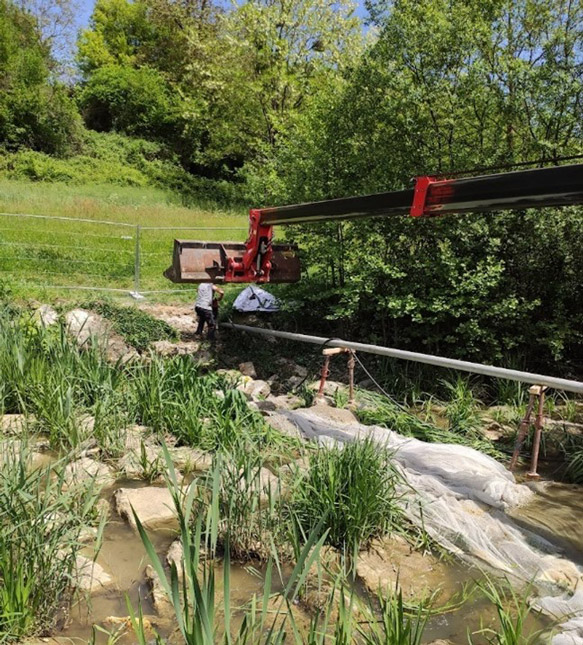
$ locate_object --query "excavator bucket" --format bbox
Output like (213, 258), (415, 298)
(164, 239), (301, 284)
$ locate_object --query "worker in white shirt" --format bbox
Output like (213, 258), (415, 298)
(194, 282), (224, 341)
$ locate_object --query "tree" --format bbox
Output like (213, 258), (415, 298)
(0, 0), (81, 154)
(258, 0), (583, 372)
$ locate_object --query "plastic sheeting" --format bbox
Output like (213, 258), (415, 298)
(233, 286), (280, 313)
(285, 408), (583, 642)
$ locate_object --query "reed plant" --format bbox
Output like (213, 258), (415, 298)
(0, 444), (98, 640)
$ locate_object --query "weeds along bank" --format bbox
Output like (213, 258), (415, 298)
(0, 303), (580, 644)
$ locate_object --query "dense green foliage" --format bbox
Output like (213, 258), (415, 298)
(1, 0), (583, 373)
(0, 0), (81, 155)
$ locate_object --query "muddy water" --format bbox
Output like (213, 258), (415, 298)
(511, 481), (583, 567)
(58, 478), (582, 644)
(60, 483), (281, 644)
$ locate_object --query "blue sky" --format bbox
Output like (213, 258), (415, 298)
(74, 0), (369, 32)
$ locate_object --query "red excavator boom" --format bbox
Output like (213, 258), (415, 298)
(164, 163), (583, 284)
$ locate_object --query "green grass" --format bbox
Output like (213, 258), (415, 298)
(83, 299), (178, 350)
(0, 446), (98, 640)
(0, 178), (253, 301)
(290, 438), (404, 551)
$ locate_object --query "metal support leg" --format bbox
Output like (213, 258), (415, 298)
(509, 392), (536, 471)
(347, 351), (355, 406)
(527, 387), (547, 479)
(317, 356), (331, 398)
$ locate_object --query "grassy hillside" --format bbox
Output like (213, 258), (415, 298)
(0, 178), (252, 301)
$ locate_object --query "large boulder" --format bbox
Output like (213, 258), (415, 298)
(114, 487), (177, 530)
(66, 309), (138, 363)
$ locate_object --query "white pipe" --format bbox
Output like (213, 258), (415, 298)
(222, 323), (583, 394)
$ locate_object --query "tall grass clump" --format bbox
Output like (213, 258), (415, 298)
(356, 390), (501, 457)
(130, 356), (286, 451)
(442, 376), (482, 436)
(469, 578), (543, 645)
(0, 309), (127, 450)
(0, 446), (97, 640)
(290, 439), (403, 551)
(130, 447), (329, 644)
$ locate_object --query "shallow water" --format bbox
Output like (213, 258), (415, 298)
(56, 474), (583, 644)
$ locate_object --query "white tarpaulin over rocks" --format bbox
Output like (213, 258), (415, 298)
(233, 286), (279, 313)
(285, 408), (583, 643)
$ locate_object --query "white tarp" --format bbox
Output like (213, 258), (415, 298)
(233, 286), (280, 313)
(285, 408), (583, 643)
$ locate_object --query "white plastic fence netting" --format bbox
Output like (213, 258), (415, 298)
(285, 408), (583, 644)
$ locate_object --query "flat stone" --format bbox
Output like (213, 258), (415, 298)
(169, 446), (213, 472)
(64, 457), (115, 489)
(114, 487), (177, 530)
(254, 399), (277, 412)
(309, 380), (348, 397)
(151, 340), (201, 357)
(66, 309), (138, 363)
(74, 555), (113, 593)
(266, 394), (304, 411)
(267, 413), (303, 440)
(356, 535), (456, 602)
(238, 361), (257, 378)
(0, 414), (29, 436)
(238, 379), (270, 400)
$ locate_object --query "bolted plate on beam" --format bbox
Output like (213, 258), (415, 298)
(163, 239), (301, 283)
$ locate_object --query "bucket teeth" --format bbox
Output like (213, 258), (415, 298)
(164, 240), (300, 284)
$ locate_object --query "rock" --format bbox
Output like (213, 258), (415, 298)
(275, 357), (308, 379)
(238, 467), (282, 504)
(238, 361), (257, 378)
(308, 402), (359, 425)
(285, 375), (305, 390)
(166, 539), (184, 573)
(74, 555), (113, 593)
(266, 394), (303, 411)
(123, 425), (150, 452)
(65, 309), (138, 363)
(254, 399), (277, 412)
(267, 414), (304, 440)
(480, 421), (506, 442)
(309, 380), (347, 397)
(34, 304), (59, 328)
(64, 457), (115, 489)
(356, 535), (456, 602)
(118, 443), (163, 480)
(169, 446), (213, 473)
(145, 564), (173, 618)
(1, 414), (29, 436)
(114, 487), (177, 530)
(237, 379), (271, 400)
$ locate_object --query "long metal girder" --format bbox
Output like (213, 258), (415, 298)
(258, 163), (583, 226)
(164, 162), (583, 284)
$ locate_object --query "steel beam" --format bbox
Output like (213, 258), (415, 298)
(222, 323), (583, 394)
(258, 163), (583, 226)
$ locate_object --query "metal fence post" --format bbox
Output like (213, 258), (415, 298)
(133, 224), (141, 295)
